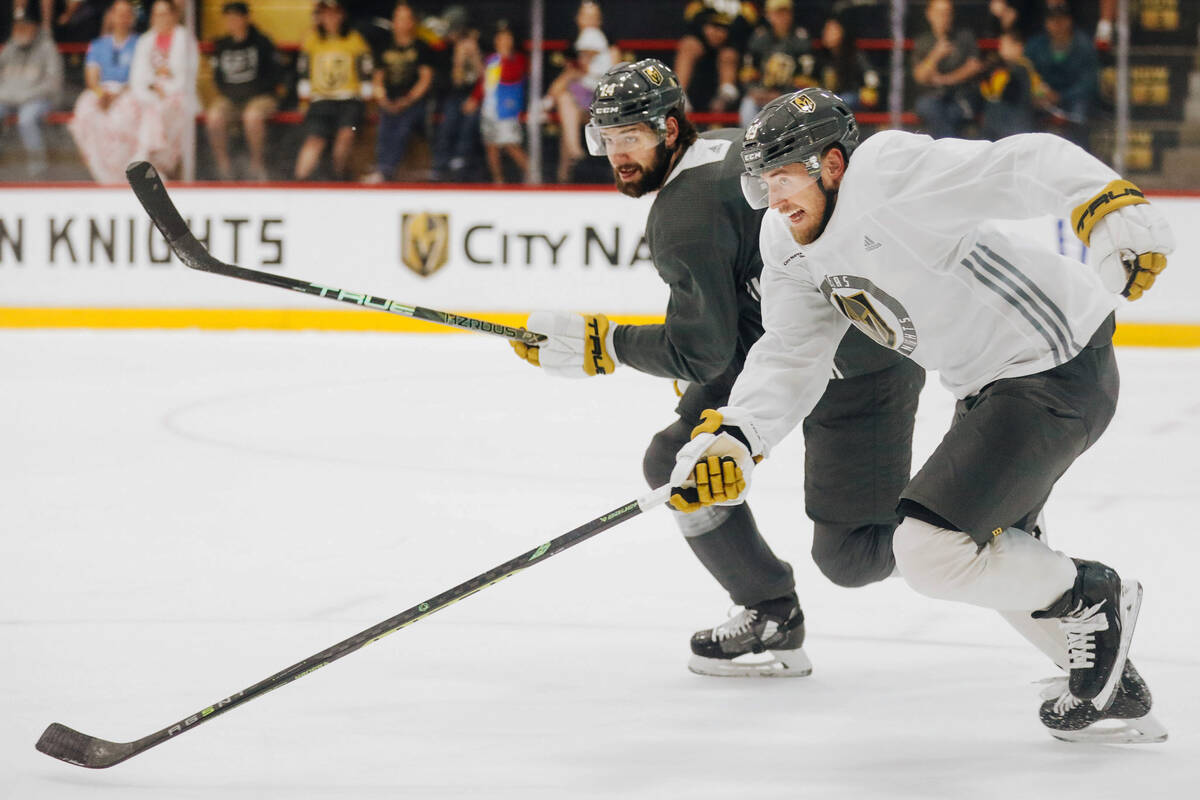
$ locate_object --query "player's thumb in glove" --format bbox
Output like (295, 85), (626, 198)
(669, 408), (764, 513)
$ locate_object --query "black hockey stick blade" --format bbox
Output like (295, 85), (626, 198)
(124, 161), (545, 345)
(36, 724), (141, 770)
(36, 485), (671, 768)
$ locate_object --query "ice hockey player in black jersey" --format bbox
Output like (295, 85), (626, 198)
(511, 59), (925, 677)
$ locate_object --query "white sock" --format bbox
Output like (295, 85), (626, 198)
(998, 610), (1068, 670)
(893, 517), (1076, 611)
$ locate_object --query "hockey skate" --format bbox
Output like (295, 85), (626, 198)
(1033, 559), (1142, 710)
(1039, 660), (1167, 744)
(688, 594), (812, 677)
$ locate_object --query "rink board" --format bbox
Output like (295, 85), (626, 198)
(0, 185), (1196, 344)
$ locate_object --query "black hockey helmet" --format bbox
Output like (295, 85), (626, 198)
(740, 88), (859, 208)
(585, 58), (686, 156)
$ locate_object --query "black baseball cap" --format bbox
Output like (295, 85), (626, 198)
(695, 8), (733, 27)
(1045, 1), (1072, 18)
(222, 1), (250, 14)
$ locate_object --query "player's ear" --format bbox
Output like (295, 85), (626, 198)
(664, 115), (679, 148)
(821, 145), (846, 188)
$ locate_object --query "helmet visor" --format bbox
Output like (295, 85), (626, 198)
(585, 122), (666, 156)
(740, 167), (820, 210)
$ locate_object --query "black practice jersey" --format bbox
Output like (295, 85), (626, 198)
(612, 129), (902, 412)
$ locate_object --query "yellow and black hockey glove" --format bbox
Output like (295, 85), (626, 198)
(668, 409), (764, 513)
(1071, 179), (1175, 301)
(510, 311), (618, 378)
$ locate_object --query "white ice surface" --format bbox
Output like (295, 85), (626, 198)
(2, 331), (1198, 799)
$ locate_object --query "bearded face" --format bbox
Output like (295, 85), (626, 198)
(612, 141), (674, 198)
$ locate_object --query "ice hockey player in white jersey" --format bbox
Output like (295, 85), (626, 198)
(668, 87), (1172, 743)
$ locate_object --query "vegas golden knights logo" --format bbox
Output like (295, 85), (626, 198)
(833, 291), (897, 348)
(314, 53), (352, 93)
(792, 93), (817, 113)
(401, 213), (450, 277)
(641, 65), (664, 86)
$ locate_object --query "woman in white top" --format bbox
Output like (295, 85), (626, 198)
(542, 1), (620, 181)
(69, 0), (140, 183)
(128, 0), (198, 176)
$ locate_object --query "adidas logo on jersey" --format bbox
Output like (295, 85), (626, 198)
(864, 235), (882, 252)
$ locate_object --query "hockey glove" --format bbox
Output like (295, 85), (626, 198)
(510, 310), (619, 378)
(1071, 180), (1175, 301)
(669, 408), (764, 513)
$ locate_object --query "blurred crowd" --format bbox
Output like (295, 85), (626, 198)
(0, 0), (1117, 183)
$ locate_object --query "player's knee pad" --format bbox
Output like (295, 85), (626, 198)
(810, 522), (896, 588)
(891, 517), (975, 599)
(642, 423), (687, 488)
(893, 517), (1077, 610)
(642, 435), (674, 488)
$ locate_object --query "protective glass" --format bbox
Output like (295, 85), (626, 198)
(740, 167), (820, 209)
(585, 123), (666, 156)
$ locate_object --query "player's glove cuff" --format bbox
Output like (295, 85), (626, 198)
(508, 311), (619, 377)
(1071, 179), (1148, 247)
(692, 407), (767, 459)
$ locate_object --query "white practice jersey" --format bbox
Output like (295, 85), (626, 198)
(731, 130), (1122, 453)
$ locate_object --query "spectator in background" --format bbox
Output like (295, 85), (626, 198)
(987, 0), (1044, 39)
(542, 1), (619, 182)
(0, 9), (62, 176)
(54, 0), (108, 42)
(1025, 0), (1097, 147)
(5, 0), (53, 38)
(128, 0), (198, 177)
(676, 1), (757, 112)
(979, 29), (1043, 139)
(1095, 0), (1116, 46)
(737, 0), (815, 127)
(814, 13), (879, 111)
(69, 0), (140, 183)
(465, 20), (527, 184)
(294, 0), (373, 181)
(362, 2), (433, 183)
(911, 0), (983, 139)
(341, 0), (395, 54)
(429, 4), (481, 181)
(207, 1), (280, 181)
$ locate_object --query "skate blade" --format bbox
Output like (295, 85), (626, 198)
(1050, 712), (1168, 745)
(688, 648), (813, 678)
(1091, 581), (1143, 712)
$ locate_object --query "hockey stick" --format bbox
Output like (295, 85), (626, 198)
(124, 161), (546, 346)
(36, 485), (671, 768)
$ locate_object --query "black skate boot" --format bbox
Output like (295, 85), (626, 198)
(1032, 559), (1142, 710)
(1039, 659), (1167, 743)
(688, 593), (811, 677)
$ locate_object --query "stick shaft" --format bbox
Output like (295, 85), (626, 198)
(124, 161), (545, 345)
(37, 486), (669, 767)
(169, 499), (645, 735)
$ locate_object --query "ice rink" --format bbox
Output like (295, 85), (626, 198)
(3, 330), (1198, 799)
